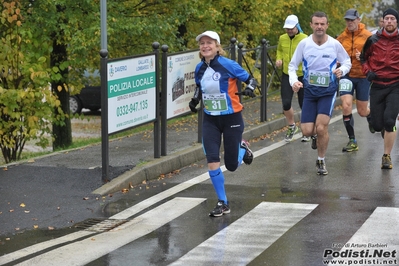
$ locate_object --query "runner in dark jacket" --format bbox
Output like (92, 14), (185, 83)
(360, 7), (399, 169)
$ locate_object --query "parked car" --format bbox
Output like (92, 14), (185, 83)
(69, 70), (101, 114)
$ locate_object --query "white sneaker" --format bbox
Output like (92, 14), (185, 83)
(301, 135), (311, 142)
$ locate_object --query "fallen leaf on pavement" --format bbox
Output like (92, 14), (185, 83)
(20, 203), (26, 208)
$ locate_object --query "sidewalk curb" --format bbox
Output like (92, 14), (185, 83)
(92, 144), (205, 195)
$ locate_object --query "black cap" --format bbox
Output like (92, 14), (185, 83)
(383, 8), (399, 21)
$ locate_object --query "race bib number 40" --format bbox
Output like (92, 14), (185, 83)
(203, 93), (228, 112)
(309, 71), (330, 87)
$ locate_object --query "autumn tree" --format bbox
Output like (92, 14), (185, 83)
(0, 0), (64, 163)
(21, 1), (102, 149)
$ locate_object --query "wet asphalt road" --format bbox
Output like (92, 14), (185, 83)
(1, 112), (398, 266)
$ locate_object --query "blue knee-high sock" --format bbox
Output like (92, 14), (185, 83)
(209, 168), (227, 203)
(238, 145), (246, 165)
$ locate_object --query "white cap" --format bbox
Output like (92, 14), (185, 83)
(195, 31), (221, 44)
(283, 15), (299, 29)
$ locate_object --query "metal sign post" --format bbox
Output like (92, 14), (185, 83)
(100, 0), (109, 182)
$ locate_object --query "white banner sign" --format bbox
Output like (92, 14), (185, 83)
(107, 55), (156, 134)
(166, 51), (201, 119)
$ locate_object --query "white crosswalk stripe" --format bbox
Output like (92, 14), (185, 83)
(322, 207), (399, 265)
(169, 202), (317, 266)
(342, 207), (399, 249)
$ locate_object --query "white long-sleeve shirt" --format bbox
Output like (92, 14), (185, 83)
(288, 35), (351, 97)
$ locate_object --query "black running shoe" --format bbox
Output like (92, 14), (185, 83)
(367, 115), (375, 134)
(241, 140), (253, 165)
(311, 135), (317, 150)
(209, 200), (230, 217)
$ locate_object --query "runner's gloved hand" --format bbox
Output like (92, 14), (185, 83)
(366, 71), (377, 82)
(189, 98), (200, 113)
(189, 86), (201, 113)
(237, 78), (258, 98)
(242, 86), (256, 97)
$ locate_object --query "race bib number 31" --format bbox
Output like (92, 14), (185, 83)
(203, 93), (228, 112)
(309, 71), (330, 87)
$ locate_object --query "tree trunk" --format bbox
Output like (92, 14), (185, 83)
(51, 79), (72, 150)
(51, 17), (72, 149)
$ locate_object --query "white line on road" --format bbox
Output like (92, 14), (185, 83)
(0, 231), (95, 265)
(169, 202), (318, 266)
(254, 113), (343, 157)
(14, 197), (206, 266)
(110, 172), (215, 220)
